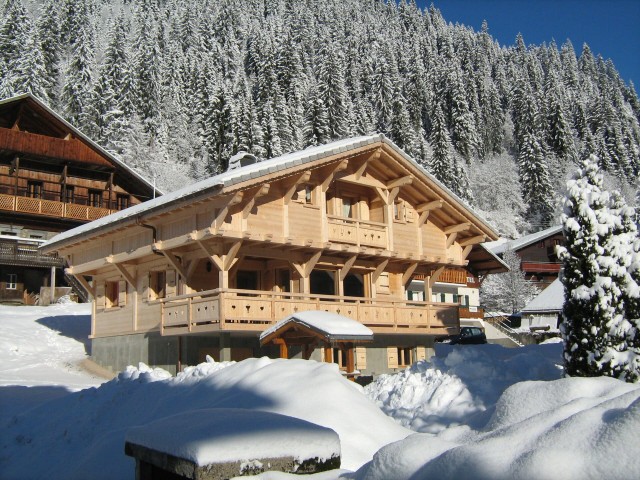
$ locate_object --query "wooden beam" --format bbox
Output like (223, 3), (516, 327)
(416, 199), (444, 213)
(371, 259), (389, 283)
(339, 255), (358, 281)
(402, 262), (419, 285)
(111, 262), (136, 289)
(337, 172), (386, 190)
(388, 186), (400, 204)
(186, 259), (200, 279)
(212, 192), (244, 229)
(386, 175), (413, 189)
(459, 234), (487, 247)
(428, 266), (446, 288)
(418, 211), (430, 227)
(320, 160), (349, 192)
(195, 239), (223, 271)
(162, 250), (188, 279)
(462, 245), (474, 260)
(446, 232), (458, 249)
(224, 240), (243, 270)
(242, 184), (271, 219)
(374, 187), (389, 205)
(283, 171), (312, 204)
(291, 250), (323, 278)
(67, 272), (95, 299)
(444, 222), (471, 235)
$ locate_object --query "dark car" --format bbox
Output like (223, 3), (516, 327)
(436, 326), (487, 345)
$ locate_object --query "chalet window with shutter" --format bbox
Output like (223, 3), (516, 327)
(149, 271), (166, 300)
(27, 181), (43, 199)
(89, 189), (103, 208)
(105, 281), (119, 308)
(397, 347), (413, 367)
(7, 273), (17, 290)
(116, 194), (130, 210)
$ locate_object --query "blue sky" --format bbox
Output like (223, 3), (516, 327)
(415, 0), (640, 87)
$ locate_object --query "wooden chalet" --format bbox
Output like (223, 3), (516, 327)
(0, 93), (156, 302)
(42, 134), (504, 375)
(486, 225), (564, 289)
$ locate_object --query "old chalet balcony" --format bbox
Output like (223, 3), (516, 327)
(0, 238), (64, 268)
(159, 289), (459, 337)
(0, 191), (113, 221)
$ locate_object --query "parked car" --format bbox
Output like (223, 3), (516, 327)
(436, 326), (487, 345)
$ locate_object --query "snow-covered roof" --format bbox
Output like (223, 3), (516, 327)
(42, 133), (499, 252)
(260, 310), (374, 343)
(487, 225), (563, 256)
(125, 408), (340, 467)
(521, 278), (564, 313)
(0, 93), (157, 197)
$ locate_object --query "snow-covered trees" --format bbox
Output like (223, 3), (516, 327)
(0, 0), (637, 231)
(480, 249), (539, 314)
(557, 155), (639, 382)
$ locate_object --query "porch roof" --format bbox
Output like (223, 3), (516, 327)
(260, 310), (374, 345)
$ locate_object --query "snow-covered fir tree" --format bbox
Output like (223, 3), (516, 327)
(557, 155), (639, 382)
(0, 0), (638, 236)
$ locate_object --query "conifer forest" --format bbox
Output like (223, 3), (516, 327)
(1, 0), (639, 237)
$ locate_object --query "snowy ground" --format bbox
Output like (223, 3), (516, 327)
(1, 305), (639, 479)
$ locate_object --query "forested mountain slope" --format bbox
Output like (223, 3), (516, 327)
(1, 0), (638, 236)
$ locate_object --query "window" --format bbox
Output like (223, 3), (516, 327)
(440, 293), (446, 303)
(305, 185), (313, 204)
(394, 201), (404, 221)
(106, 281), (119, 307)
(116, 194), (130, 210)
(397, 347), (413, 367)
(149, 271), (166, 300)
(453, 294), (459, 304)
(89, 189), (103, 208)
(27, 181), (43, 199)
(342, 197), (354, 218)
(62, 186), (74, 203)
(7, 274), (17, 290)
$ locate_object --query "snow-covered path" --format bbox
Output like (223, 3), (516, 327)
(0, 304), (103, 423)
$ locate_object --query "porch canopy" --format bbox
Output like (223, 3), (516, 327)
(260, 310), (373, 373)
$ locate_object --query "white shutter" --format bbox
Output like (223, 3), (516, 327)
(387, 347), (398, 369)
(416, 346), (426, 362)
(118, 280), (127, 307)
(166, 269), (176, 297)
(355, 347), (367, 370)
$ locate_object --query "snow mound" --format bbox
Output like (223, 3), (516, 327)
(365, 343), (564, 432)
(358, 376), (640, 480)
(126, 408), (340, 467)
(1, 357), (409, 479)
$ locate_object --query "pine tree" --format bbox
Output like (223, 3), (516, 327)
(61, 21), (94, 131)
(518, 132), (555, 229)
(557, 155), (639, 381)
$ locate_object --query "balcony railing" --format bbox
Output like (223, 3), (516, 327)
(327, 215), (388, 248)
(160, 288), (459, 336)
(521, 262), (561, 273)
(0, 240), (64, 267)
(459, 306), (484, 319)
(0, 192), (113, 221)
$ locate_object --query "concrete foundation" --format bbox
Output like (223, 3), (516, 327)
(91, 332), (437, 377)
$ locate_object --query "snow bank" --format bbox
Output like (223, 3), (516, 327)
(1, 357), (409, 479)
(126, 408), (340, 467)
(365, 343), (564, 432)
(357, 377), (640, 480)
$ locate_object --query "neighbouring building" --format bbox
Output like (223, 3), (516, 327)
(520, 278), (564, 331)
(0, 93), (156, 303)
(42, 134), (506, 375)
(485, 225), (564, 289)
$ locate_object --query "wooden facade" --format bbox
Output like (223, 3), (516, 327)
(0, 93), (156, 302)
(43, 134), (502, 373)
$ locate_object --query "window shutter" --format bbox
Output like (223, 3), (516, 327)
(387, 347), (398, 369)
(118, 280), (127, 307)
(166, 269), (176, 297)
(416, 346), (426, 362)
(355, 347), (367, 370)
(96, 283), (105, 309)
(142, 273), (150, 301)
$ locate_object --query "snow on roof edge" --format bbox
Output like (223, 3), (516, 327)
(260, 310), (374, 342)
(488, 225), (563, 256)
(521, 278), (564, 313)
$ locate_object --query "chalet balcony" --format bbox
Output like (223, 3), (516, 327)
(0, 192), (113, 221)
(327, 215), (388, 248)
(459, 306), (484, 320)
(159, 289), (459, 337)
(0, 239), (64, 268)
(521, 262), (561, 273)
